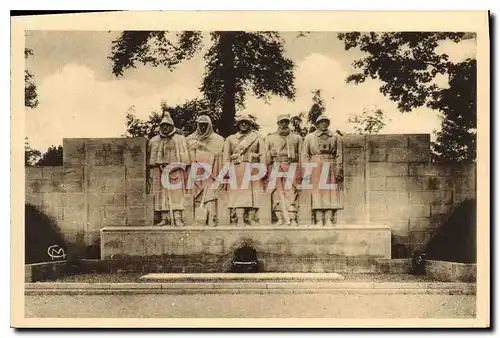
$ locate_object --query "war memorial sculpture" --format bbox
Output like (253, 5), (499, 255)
(186, 115), (225, 227)
(147, 114), (191, 227)
(147, 112), (344, 228)
(264, 114), (303, 227)
(25, 111), (476, 273)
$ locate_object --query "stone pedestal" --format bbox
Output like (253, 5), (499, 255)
(100, 225), (391, 273)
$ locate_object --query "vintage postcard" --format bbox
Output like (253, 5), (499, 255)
(11, 11), (490, 328)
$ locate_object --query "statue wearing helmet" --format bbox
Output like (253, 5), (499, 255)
(301, 114), (344, 226)
(264, 113), (303, 226)
(223, 114), (265, 227)
(147, 112), (192, 227)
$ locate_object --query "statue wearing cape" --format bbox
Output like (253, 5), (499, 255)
(186, 115), (225, 226)
(148, 113), (191, 226)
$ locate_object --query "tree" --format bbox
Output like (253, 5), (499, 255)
(124, 99), (260, 139)
(25, 138), (41, 166)
(25, 48), (38, 108)
(307, 89), (325, 127)
(123, 106), (163, 139)
(290, 112), (308, 137)
(430, 59), (476, 163)
(25, 139), (64, 167)
(338, 32), (476, 162)
(164, 99), (216, 135)
(348, 108), (390, 134)
(289, 89), (326, 136)
(36, 145), (63, 166)
(109, 31), (295, 137)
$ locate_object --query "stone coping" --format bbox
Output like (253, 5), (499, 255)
(24, 281), (476, 295)
(101, 224), (391, 232)
(426, 260), (476, 267)
(26, 260), (67, 267)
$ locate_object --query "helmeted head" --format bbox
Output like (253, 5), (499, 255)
(236, 114), (252, 133)
(315, 114), (330, 132)
(159, 112), (175, 137)
(277, 114), (291, 129)
(196, 115), (213, 137)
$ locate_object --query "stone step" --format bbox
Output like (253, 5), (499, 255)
(24, 281), (476, 295)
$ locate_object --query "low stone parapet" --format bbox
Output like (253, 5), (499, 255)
(100, 225), (391, 273)
(426, 260), (477, 282)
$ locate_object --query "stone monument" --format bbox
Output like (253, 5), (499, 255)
(28, 121), (473, 272)
(222, 114), (265, 227)
(264, 113), (303, 226)
(186, 115), (225, 227)
(99, 112), (398, 272)
(147, 112), (191, 227)
(301, 114), (344, 226)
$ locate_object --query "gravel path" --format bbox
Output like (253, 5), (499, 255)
(25, 293), (475, 318)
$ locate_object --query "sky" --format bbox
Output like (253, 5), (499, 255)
(24, 31), (476, 152)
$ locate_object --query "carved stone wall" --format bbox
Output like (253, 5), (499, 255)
(25, 134), (476, 258)
(25, 138), (153, 254)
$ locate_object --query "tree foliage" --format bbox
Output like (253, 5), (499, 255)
(25, 139), (64, 167)
(290, 89), (327, 136)
(25, 48), (38, 108)
(109, 31), (295, 137)
(36, 145), (63, 166)
(430, 59), (476, 162)
(307, 89), (326, 125)
(123, 106), (163, 139)
(123, 100), (260, 139)
(290, 112), (308, 137)
(348, 108), (390, 135)
(25, 138), (41, 166)
(109, 31), (203, 76)
(337, 32), (476, 162)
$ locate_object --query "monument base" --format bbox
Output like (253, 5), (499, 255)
(100, 225), (391, 273)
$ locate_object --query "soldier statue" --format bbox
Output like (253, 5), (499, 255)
(223, 114), (265, 227)
(147, 112), (191, 227)
(186, 115), (225, 226)
(264, 114), (303, 226)
(301, 114), (344, 226)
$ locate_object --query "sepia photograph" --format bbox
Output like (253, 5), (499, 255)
(11, 11), (490, 328)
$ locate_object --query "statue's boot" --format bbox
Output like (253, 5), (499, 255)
(275, 211), (284, 225)
(248, 209), (259, 226)
(314, 210), (324, 227)
(155, 211), (169, 227)
(288, 211), (298, 227)
(153, 211), (161, 225)
(332, 209), (338, 224)
(208, 219), (217, 227)
(173, 211), (184, 227)
(324, 210), (334, 227)
(207, 202), (217, 227)
(235, 208), (246, 227)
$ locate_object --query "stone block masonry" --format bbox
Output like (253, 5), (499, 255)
(100, 225), (392, 272)
(25, 134), (476, 260)
(25, 138), (150, 256)
(346, 134), (475, 257)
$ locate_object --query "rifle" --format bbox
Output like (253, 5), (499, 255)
(233, 133), (259, 164)
(166, 138), (183, 225)
(271, 136), (293, 225)
(159, 164), (175, 225)
(276, 174), (291, 225)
